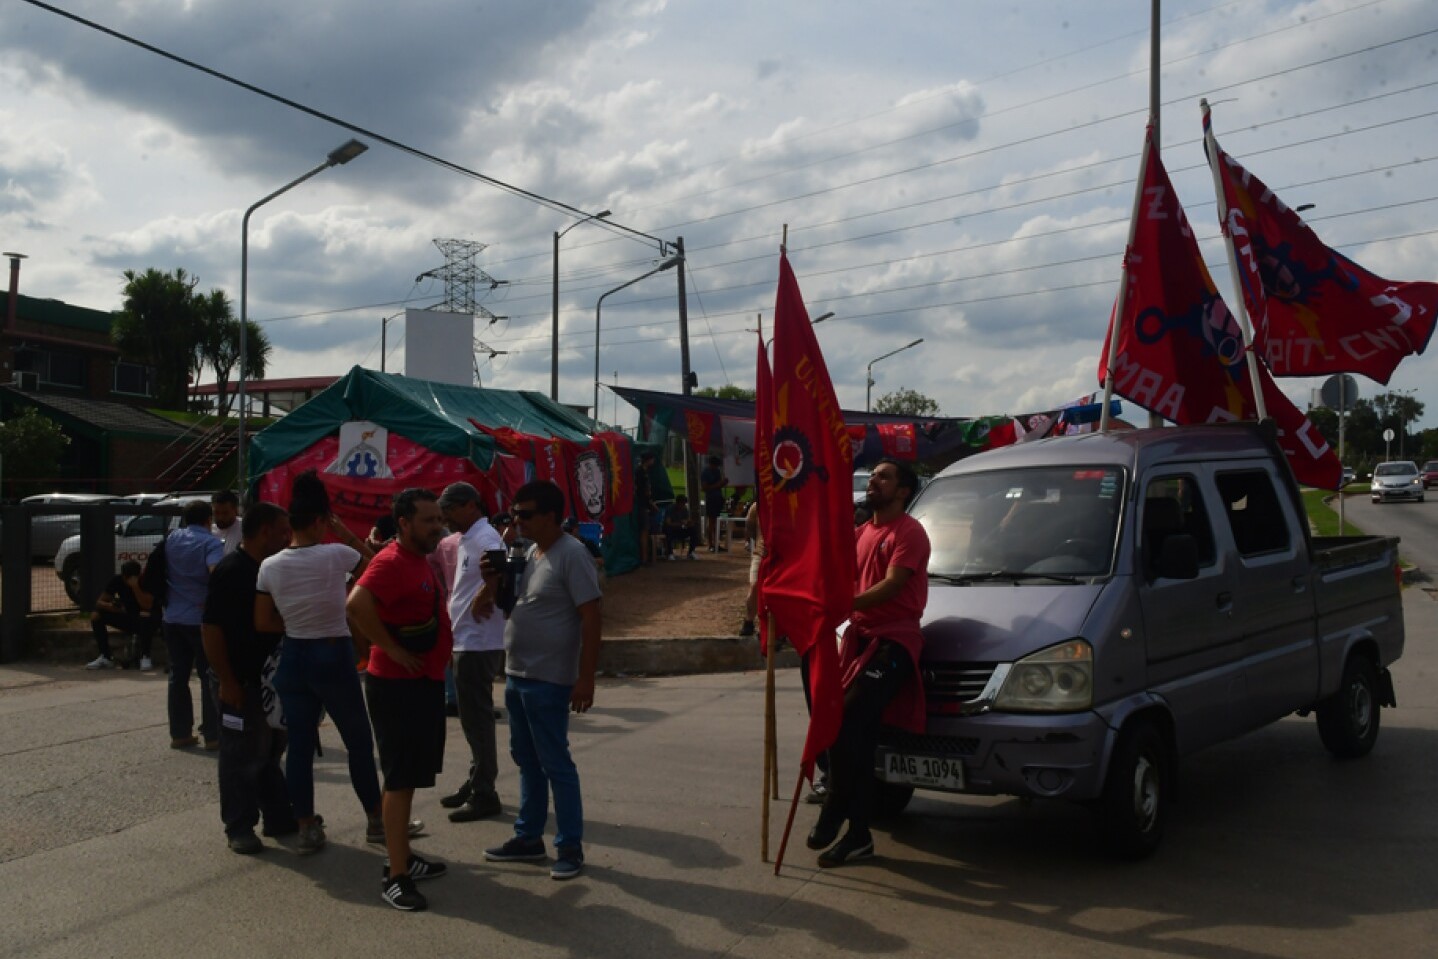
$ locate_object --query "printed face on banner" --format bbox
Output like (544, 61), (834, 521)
(574, 450), (607, 520)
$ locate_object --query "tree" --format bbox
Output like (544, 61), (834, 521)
(195, 289), (271, 415)
(873, 387), (940, 417)
(113, 268), (203, 410)
(1372, 391), (1425, 458)
(0, 408), (70, 498)
(695, 384), (757, 402)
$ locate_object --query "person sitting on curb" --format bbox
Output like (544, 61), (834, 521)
(664, 495), (700, 560)
(87, 560), (157, 670)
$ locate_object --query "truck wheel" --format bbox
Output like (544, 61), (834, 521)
(874, 782), (914, 820)
(1096, 719), (1168, 859)
(62, 555), (83, 606)
(1317, 654), (1380, 759)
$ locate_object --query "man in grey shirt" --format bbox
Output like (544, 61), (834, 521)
(478, 480), (601, 881)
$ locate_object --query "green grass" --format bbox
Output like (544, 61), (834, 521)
(1301, 488), (1365, 537)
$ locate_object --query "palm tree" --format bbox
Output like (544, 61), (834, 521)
(113, 268), (202, 410)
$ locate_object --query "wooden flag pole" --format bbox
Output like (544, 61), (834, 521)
(762, 611), (777, 861)
(767, 627), (779, 800)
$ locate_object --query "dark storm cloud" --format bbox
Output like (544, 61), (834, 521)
(0, 0), (602, 185)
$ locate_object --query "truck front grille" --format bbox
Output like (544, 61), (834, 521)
(886, 731), (981, 758)
(921, 662), (998, 704)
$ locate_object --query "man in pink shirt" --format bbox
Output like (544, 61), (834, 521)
(808, 458), (930, 867)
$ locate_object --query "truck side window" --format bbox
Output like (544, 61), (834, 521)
(1142, 476), (1216, 574)
(1214, 470), (1291, 556)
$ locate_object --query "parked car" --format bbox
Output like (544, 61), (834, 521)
(52, 491), (226, 604)
(5, 493), (121, 562)
(1422, 461), (1438, 490)
(872, 423), (1404, 858)
(1370, 461), (1424, 503)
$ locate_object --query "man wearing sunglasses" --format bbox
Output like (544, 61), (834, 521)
(476, 481), (602, 881)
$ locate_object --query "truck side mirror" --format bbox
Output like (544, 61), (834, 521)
(1155, 534), (1200, 581)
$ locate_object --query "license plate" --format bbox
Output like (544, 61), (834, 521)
(879, 751), (966, 790)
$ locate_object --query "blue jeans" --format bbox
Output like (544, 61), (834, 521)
(271, 637), (382, 820)
(164, 623), (217, 741)
(506, 676), (583, 850)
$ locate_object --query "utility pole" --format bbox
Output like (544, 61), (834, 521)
(675, 237), (701, 516)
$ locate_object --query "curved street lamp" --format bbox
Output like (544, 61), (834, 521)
(552, 210), (612, 400)
(866, 338), (924, 412)
(238, 138), (367, 493)
(594, 256), (681, 422)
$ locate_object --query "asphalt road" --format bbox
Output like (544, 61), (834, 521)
(1, 587), (1435, 958)
(1339, 489), (1438, 578)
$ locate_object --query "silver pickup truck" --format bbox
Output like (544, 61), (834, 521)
(876, 423), (1404, 858)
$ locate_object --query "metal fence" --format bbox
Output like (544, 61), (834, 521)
(1, 502), (181, 662)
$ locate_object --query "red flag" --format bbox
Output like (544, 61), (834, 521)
(1209, 128), (1438, 383)
(756, 253), (854, 775)
(875, 422), (917, 460)
(1098, 130), (1342, 490)
(683, 410), (716, 457)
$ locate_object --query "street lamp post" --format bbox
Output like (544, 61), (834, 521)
(552, 210), (612, 401)
(866, 338), (924, 412)
(239, 138), (367, 495)
(594, 255), (681, 423)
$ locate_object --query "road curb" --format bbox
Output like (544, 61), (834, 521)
(20, 626), (801, 677)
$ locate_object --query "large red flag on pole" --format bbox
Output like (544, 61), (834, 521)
(1098, 127), (1343, 490)
(756, 252), (854, 776)
(1204, 102), (1438, 383)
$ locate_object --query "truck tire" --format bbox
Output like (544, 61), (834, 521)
(1317, 654), (1380, 759)
(62, 555), (83, 606)
(874, 782), (914, 820)
(1096, 719), (1168, 860)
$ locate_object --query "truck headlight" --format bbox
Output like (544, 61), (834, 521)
(993, 639), (1093, 712)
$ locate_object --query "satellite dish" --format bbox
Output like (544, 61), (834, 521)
(1319, 374), (1360, 410)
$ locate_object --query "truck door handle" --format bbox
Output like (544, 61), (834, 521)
(1291, 576), (1307, 593)
(1215, 591), (1233, 611)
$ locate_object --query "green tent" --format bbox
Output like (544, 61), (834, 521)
(250, 366), (647, 573)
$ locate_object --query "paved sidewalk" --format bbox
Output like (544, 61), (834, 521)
(2, 588), (1436, 958)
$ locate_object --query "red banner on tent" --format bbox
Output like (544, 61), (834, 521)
(1099, 131), (1342, 490)
(1210, 132), (1438, 383)
(757, 253), (854, 775)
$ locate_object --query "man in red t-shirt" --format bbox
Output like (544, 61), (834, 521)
(346, 488), (453, 912)
(808, 458), (930, 868)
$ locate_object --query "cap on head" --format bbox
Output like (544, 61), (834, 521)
(438, 482), (481, 510)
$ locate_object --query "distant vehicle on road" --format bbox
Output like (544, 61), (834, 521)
(1422, 461), (1438, 490)
(1370, 461), (1424, 504)
(1341, 466), (1356, 487)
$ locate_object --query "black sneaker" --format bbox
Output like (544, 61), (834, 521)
(806, 810), (842, 851)
(804, 773), (830, 805)
(817, 830), (874, 868)
(439, 783), (472, 809)
(227, 831), (263, 855)
(448, 795), (503, 823)
(379, 872), (428, 911)
(550, 845), (584, 880)
(385, 853), (448, 881)
(484, 836), (547, 862)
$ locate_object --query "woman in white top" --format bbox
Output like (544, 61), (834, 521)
(255, 470), (379, 854)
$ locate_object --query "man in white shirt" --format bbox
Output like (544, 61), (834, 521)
(212, 490), (242, 555)
(436, 482), (507, 822)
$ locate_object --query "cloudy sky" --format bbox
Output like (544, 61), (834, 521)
(3, 0), (1436, 434)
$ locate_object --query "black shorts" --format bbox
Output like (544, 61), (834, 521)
(364, 675), (446, 791)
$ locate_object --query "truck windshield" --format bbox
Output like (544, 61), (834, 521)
(911, 466), (1124, 579)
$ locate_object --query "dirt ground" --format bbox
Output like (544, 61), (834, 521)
(601, 544), (754, 638)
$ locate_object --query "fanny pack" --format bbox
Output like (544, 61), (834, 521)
(388, 586), (441, 654)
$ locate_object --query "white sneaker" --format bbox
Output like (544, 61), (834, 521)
(139, 657), (154, 671)
(86, 655), (114, 670)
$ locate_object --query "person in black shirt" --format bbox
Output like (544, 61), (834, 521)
(200, 502), (295, 854)
(87, 561), (157, 670)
